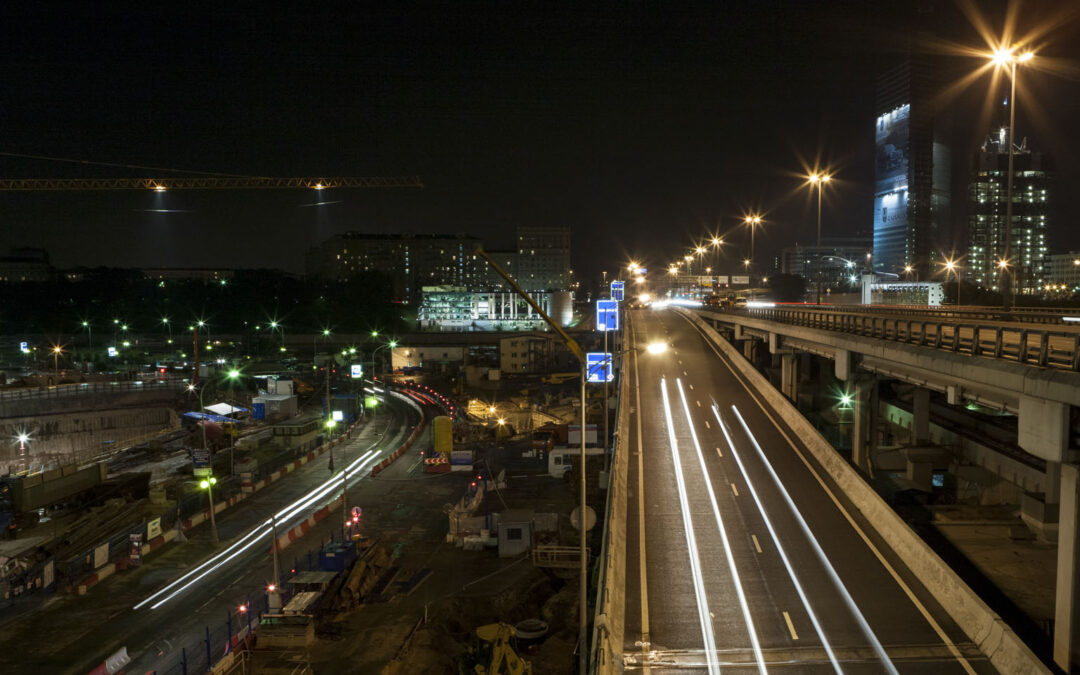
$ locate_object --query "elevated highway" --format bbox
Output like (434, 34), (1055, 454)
(594, 306), (1059, 673)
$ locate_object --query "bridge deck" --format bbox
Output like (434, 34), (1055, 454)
(621, 307), (997, 673)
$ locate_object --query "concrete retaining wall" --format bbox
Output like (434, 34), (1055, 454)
(593, 327), (631, 673)
(0, 406), (178, 461)
(680, 308), (1051, 675)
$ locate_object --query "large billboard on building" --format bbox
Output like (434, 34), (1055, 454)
(874, 104), (911, 271)
(875, 104), (909, 194)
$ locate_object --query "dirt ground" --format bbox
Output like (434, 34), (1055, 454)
(305, 437), (583, 674)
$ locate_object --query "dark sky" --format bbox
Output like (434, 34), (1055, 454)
(2, 2), (1078, 279)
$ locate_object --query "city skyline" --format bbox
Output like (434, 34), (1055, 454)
(1, 3), (1079, 283)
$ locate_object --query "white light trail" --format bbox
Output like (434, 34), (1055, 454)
(134, 444), (382, 610)
(675, 380), (766, 675)
(659, 379), (720, 675)
(713, 404), (841, 673)
(730, 405), (899, 675)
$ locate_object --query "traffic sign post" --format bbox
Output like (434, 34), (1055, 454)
(596, 299), (618, 332)
(610, 281), (624, 302)
(192, 447), (211, 477)
(586, 352), (614, 383)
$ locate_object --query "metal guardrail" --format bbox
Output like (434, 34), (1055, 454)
(707, 307), (1080, 372)
(531, 544), (587, 569)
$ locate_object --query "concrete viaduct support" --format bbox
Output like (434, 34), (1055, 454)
(1056, 463), (1080, 671)
(781, 354), (798, 402)
(852, 377), (878, 473)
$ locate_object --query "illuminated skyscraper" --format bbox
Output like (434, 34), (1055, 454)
(873, 56), (952, 278)
(968, 130), (1050, 293)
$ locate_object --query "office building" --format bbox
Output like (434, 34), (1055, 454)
(0, 247), (52, 282)
(1046, 253), (1079, 291)
(516, 226), (571, 291)
(305, 233), (484, 303)
(780, 239), (873, 278)
(417, 286), (574, 331)
(873, 56), (951, 278)
(967, 130), (1050, 293)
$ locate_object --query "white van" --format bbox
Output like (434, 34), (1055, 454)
(548, 447), (605, 478)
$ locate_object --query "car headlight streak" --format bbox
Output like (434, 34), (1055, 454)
(729, 404), (898, 675)
(134, 446), (381, 610)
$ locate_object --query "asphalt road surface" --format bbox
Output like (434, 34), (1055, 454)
(0, 401), (420, 675)
(621, 307), (998, 674)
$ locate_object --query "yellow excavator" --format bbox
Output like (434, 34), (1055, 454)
(460, 623), (532, 674)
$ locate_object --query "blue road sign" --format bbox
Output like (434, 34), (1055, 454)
(596, 299), (619, 331)
(610, 281), (624, 302)
(586, 352), (614, 383)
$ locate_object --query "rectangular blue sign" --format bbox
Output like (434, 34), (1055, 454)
(596, 299), (619, 332)
(610, 281), (624, 302)
(586, 352), (614, 383)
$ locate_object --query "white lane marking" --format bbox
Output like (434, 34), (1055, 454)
(751, 535), (763, 553)
(675, 379), (766, 675)
(687, 312), (976, 675)
(631, 318), (651, 655)
(731, 483), (739, 496)
(714, 406), (842, 673)
(696, 400), (701, 408)
(660, 379), (720, 675)
(704, 420), (711, 429)
(683, 370), (688, 376)
(716, 447), (723, 458)
(730, 406), (896, 674)
(689, 384), (694, 391)
(783, 611), (800, 640)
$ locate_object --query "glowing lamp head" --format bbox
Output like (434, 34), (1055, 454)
(16, 432), (30, 445)
(267, 583), (277, 593)
(646, 342), (668, 355)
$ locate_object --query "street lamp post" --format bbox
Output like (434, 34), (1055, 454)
(200, 476), (219, 545)
(52, 346), (62, 377)
(744, 215), (762, 298)
(991, 48), (1034, 309)
(81, 321), (92, 350)
(808, 172), (832, 304)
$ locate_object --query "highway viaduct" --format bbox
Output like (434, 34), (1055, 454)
(592, 305), (1079, 674)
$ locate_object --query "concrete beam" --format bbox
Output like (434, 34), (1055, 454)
(1018, 395), (1070, 462)
(781, 353), (798, 402)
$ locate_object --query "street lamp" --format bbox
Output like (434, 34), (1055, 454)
(371, 340), (398, 377)
(81, 320), (92, 349)
(807, 171), (832, 304)
(943, 259), (963, 306)
(199, 476), (220, 545)
(162, 317), (172, 343)
(990, 46), (1034, 309)
(52, 345), (63, 377)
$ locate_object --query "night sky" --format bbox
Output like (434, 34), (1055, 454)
(2, 2), (1079, 280)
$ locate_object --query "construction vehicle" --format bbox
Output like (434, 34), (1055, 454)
(459, 623), (532, 675)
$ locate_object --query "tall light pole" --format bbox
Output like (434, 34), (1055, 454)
(200, 476), (219, 545)
(711, 236), (723, 281)
(808, 172), (832, 304)
(944, 259), (962, 306)
(81, 321), (92, 349)
(990, 47), (1034, 310)
(744, 215), (763, 297)
(162, 317), (172, 343)
(52, 345), (62, 377)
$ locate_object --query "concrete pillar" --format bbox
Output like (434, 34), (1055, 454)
(799, 353), (812, 384)
(742, 339), (756, 361)
(1019, 395), (1070, 462)
(769, 332), (780, 354)
(834, 348), (852, 382)
(781, 354), (798, 401)
(852, 377), (877, 472)
(1054, 463), (1080, 671)
(912, 387), (931, 445)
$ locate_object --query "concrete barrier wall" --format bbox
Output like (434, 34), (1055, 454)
(593, 329), (631, 673)
(679, 309), (1051, 675)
